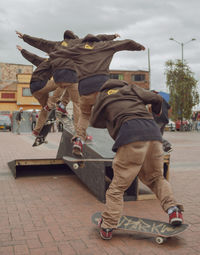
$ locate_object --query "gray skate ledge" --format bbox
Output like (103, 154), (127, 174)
(57, 125), (138, 203)
(57, 122), (170, 203)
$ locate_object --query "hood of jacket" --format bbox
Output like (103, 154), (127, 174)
(99, 79), (128, 92)
(63, 30), (79, 39)
(82, 34), (101, 43)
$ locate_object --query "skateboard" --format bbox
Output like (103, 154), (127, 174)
(91, 212), (189, 244)
(32, 110), (56, 147)
(63, 155), (113, 169)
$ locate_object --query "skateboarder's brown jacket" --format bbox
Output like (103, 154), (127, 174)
(20, 49), (52, 83)
(49, 35), (144, 82)
(21, 33), (117, 74)
(90, 79), (163, 140)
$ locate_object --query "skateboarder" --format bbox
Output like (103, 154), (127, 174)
(50, 34), (144, 156)
(90, 79), (184, 240)
(16, 45), (59, 136)
(16, 30), (119, 136)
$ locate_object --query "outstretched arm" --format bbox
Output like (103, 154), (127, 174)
(16, 45), (46, 67)
(96, 33), (120, 41)
(15, 30), (57, 53)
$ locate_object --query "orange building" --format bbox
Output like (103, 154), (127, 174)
(0, 73), (41, 112)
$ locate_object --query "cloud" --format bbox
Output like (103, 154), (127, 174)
(0, 0), (199, 92)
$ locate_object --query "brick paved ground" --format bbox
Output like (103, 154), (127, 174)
(0, 130), (199, 255)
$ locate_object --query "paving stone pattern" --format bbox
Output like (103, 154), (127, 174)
(0, 131), (199, 255)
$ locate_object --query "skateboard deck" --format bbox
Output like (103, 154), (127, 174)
(32, 110), (56, 147)
(63, 156), (113, 169)
(92, 212), (189, 244)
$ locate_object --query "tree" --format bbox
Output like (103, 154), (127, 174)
(165, 59), (199, 124)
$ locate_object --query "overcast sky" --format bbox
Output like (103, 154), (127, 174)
(0, 0), (199, 92)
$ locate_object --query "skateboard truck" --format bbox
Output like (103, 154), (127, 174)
(63, 156), (113, 170)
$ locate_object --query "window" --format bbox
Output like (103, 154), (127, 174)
(132, 74), (145, 82)
(22, 88), (32, 96)
(110, 73), (124, 80)
(1, 93), (15, 99)
(18, 69), (22, 74)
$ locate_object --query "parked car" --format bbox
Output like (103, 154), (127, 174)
(0, 115), (11, 131)
(175, 120), (191, 131)
(165, 120), (176, 131)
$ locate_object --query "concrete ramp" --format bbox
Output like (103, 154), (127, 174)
(57, 121), (170, 203)
(8, 116), (170, 203)
(57, 125), (138, 203)
(8, 158), (71, 178)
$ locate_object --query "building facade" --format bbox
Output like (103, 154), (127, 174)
(0, 62), (150, 112)
(0, 73), (41, 112)
(109, 69), (149, 89)
(0, 62), (33, 89)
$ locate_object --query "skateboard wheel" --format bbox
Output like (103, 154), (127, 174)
(155, 236), (164, 244)
(73, 163), (79, 170)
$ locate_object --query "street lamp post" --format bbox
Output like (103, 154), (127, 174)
(169, 38), (196, 130)
(169, 38), (196, 63)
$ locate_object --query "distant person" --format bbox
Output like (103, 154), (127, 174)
(90, 79), (184, 240)
(15, 107), (24, 135)
(151, 92), (172, 153)
(30, 109), (38, 131)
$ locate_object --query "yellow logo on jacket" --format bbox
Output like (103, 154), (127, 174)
(61, 41), (68, 47)
(107, 89), (119, 95)
(84, 43), (94, 49)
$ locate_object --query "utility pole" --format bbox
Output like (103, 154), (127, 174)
(148, 48), (151, 90)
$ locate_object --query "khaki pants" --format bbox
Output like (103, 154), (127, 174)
(48, 87), (70, 108)
(32, 80), (58, 133)
(75, 92), (98, 141)
(16, 120), (21, 135)
(48, 82), (80, 132)
(101, 140), (183, 229)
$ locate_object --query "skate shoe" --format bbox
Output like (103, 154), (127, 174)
(72, 138), (83, 157)
(85, 135), (93, 143)
(56, 105), (68, 118)
(163, 145), (173, 153)
(43, 105), (51, 112)
(99, 218), (113, 240)
(168, 207), (183, 226)
(32, 130), (39, 137)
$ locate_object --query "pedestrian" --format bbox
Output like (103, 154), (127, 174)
(30, 109), (38, 131)
(90, 79), (184, 240)
(15, 107), (24, 135)
(50, 34), (144, 156)
(151, 92), (173, 152)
